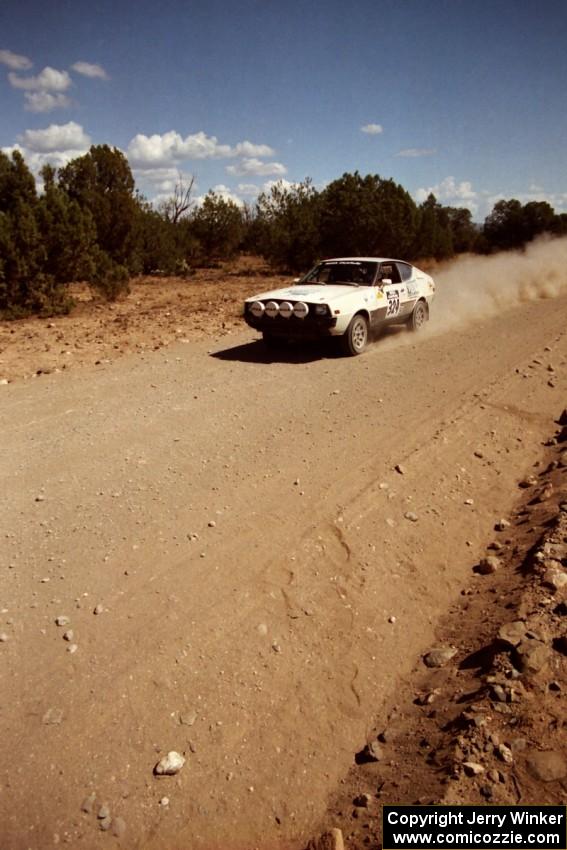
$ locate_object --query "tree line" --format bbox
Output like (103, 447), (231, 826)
(1, 144), (566, 317)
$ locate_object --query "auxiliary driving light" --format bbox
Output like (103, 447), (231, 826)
(293, 301), (308, 319)
(265, 301), (279, 318)
(250, 301), (265, 318)
(279, 301), (293, 319)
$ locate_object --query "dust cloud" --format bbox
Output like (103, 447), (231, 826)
(431, 235), (567, 331)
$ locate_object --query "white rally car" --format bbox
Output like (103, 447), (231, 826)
(243, 257), (435, 355)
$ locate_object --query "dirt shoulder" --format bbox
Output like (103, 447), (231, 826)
(308, 426), (567, 850)
(0, 258), (290, 383)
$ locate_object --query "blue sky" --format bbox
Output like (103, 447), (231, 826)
(1, 0), (566, 220)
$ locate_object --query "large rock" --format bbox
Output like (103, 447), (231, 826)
(526, 750), (567, 782)
(306, 829), (344, 850)
(514, 640), (550, 675)
(498, 620), (527, 647)
(463, 761), (485, 776)
(154, 751), (186, 776)
(423, 646), (457, 668)
(544, 566), (567, 590)
(478, 556), (501, 575)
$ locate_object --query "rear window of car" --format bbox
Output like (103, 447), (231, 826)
(396, 262), (413, 281)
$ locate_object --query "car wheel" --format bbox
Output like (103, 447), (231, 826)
(341, 313), (369, 356)
(409, 300), (428, 332)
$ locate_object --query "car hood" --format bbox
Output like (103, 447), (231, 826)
(245, 284), (365, 303)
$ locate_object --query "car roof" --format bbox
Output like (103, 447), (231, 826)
(322, 257), (411, 264)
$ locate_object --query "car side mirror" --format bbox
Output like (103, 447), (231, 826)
(293, 277), (300, 283)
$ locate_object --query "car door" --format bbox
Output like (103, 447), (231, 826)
(379, 262), (404, 321)
(395, 261), (418, 318)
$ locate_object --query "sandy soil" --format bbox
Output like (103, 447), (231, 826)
(1, 252), (566, 850)
(0, 258), (289, 384)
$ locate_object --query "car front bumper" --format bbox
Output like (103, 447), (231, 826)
(244, 311), (338, 339)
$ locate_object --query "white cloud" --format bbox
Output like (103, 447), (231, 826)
(23, 92), (72, 113)
(147, 177), (197, 210)
(9, 66), (72, 92)
(223, 179), (302, 204)
(20, 121), (91, 153)
(135, 167), (185, 194)
(0, 49), (32, 70)
(150, 179), (244, 210)
(261, 178), (299, 193)
(133, 168), (197, 207)
(226, 158), (287, 177)
(128, 130), (276, 169)
(195, 184), (244, 207)
(361, 123), (383, 135)
(237, 183), (261, 196)
(3, 121), (92, 184)
(484, 188), (567, 214)
(396, 148), (436, 158)
(128, 130), (234, 166)
(71, 61), (109, 80)
(233, 140), (275, 157)
(413, 181), (567, 221)
(415, 176), (478, 214)
(2, 142), (89, 176)
(6, 62), (80, 112)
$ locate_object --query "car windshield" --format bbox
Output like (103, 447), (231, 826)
(303, 260), (378, 286)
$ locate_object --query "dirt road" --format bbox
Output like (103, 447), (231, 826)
(1, 270), (566, 849)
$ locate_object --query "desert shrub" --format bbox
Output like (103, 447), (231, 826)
(175, 258), (194, 277)
(134, 203), (179, 274)
(89, 251), (130, 300)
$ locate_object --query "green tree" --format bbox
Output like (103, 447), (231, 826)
(135, 203), (179, 274)
(415, 194), (453, 260)
(445, 206), (478, 254)
(483, 199), (525, 251)
(319, 172), (418, 259)
(484, 198), (566, 252)
(521, 201), (556, 242)
(0, 149), (36, 212)
(256, 179), (321, 271)
(37, 164), (98, 282)
(58, 145), (139, 268)
(57, 145), (140, 297)
(191, 192), (244, 262)
(552, 213), (567, 237)
(0, 151), (70, 317)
